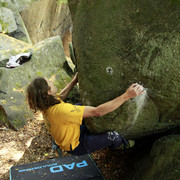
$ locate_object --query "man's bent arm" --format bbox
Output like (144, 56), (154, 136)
(60, 73), (78, 100)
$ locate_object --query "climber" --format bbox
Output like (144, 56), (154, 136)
(26, 72), (145, 156)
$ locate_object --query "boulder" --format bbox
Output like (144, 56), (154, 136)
(125, 134), (180, 180)
(0, 0), (31, 43)
(0, 7), (17, 33)
(0, 35), (71, 129)
(0, 33), (32, 67)
(68, 0), (180, 137)
(20, 0), (72, 44)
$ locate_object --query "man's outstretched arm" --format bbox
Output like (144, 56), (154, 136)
(83, 83), (145, 118)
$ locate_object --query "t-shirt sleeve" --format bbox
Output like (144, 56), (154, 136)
(55, 102), (85, 125)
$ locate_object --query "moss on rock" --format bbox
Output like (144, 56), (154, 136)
(69, 0), (180, 137)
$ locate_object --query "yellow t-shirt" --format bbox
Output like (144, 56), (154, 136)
(43, 100), (85, 151)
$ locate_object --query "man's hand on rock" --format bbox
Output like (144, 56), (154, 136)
(125, 83), (145, 99)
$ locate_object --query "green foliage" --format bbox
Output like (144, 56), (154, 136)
(57, 0), (68, 5)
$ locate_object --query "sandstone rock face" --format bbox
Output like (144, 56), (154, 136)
(20, 0), (72, 44)
(125, 135), (180, 180)
(0, 0), (31, 43)
(68, 0), (180, 137)
(0, 35), (71, 129)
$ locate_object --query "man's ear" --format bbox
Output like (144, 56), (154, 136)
(48, 89), (52, 95)
(47, 85), (51, 95)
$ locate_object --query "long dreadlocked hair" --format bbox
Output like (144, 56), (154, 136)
(26, 77), (60, 112)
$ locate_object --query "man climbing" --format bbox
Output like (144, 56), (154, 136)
(26, 73), (145, 156)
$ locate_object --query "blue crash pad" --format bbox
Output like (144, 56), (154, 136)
(10, 154), (104, 180)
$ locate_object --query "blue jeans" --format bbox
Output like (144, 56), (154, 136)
(68, 125), (129, 156)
